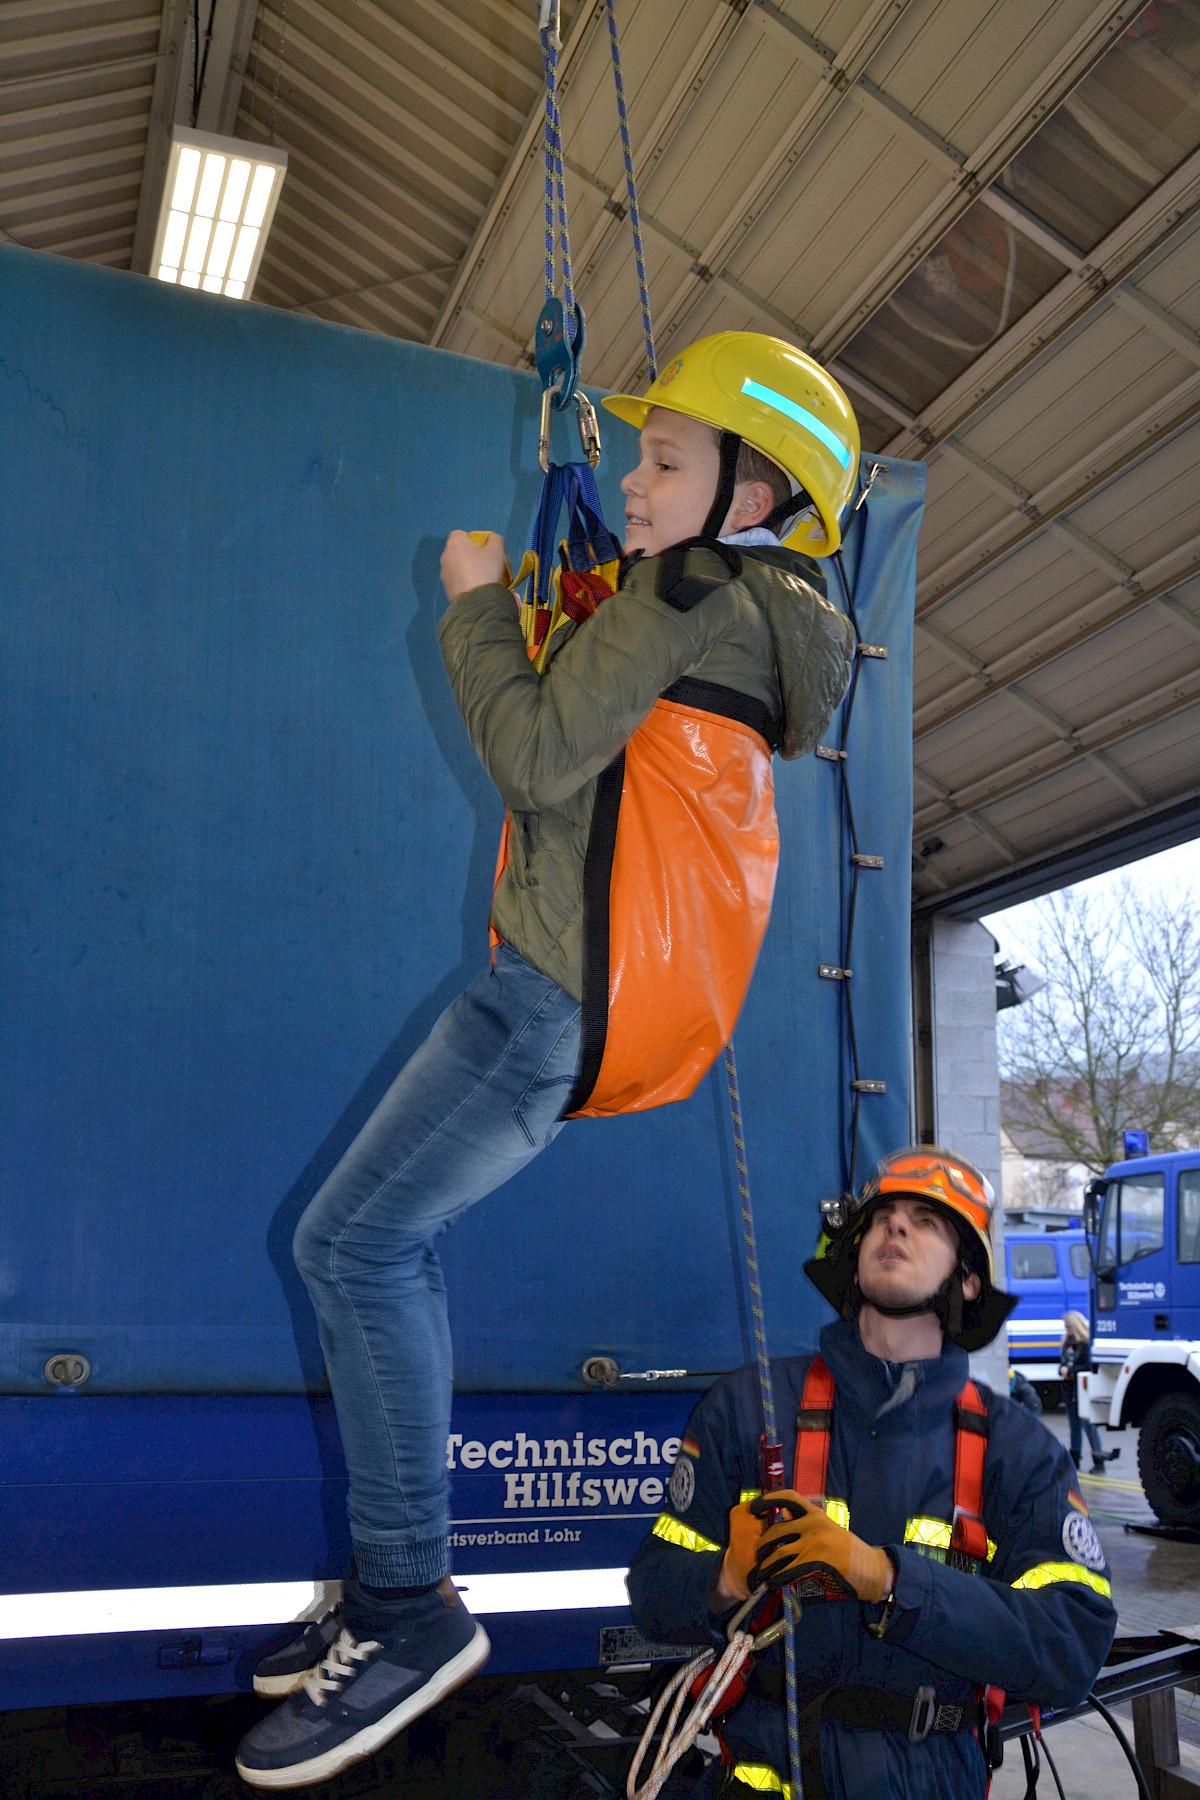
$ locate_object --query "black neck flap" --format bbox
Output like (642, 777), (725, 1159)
(702, 430), (742, 539)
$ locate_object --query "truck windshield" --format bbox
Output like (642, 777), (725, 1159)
(1098, 1173), (1166, 1272)
(1097, 1185), (1119, 1275)
(1180, 1169), (1200, 1263)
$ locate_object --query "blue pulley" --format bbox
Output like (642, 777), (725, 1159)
(535, 297), (586, 408)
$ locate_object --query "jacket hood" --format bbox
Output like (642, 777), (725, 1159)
(737, 546), (856, 759)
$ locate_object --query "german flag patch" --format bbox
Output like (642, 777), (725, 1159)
(1068, 1489), (1088, 1515)
(681, 1435), (701, 1459)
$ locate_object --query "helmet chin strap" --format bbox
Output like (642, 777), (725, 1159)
(702, 431), (742, 538)
(860, 1272), (967, 1339)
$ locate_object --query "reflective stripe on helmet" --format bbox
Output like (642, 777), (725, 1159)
(739, 378), (853, 468)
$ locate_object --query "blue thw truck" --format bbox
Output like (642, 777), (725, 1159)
(0, 241), (924, 1708)
(1080, 1150), (1200, 1526)
(1005, 1228), (1089, 1406)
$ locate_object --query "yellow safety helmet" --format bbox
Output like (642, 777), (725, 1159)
(602, 331), (861, 556)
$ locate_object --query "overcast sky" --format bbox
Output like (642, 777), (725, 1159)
(982, 837), (1200, 973)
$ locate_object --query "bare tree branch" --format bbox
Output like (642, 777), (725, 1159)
(998, 883), (1200, 1173)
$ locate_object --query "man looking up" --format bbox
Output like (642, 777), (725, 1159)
(628, 1148), (1117, 1799)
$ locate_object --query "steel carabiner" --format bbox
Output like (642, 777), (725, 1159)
(539, 383), (602, 472)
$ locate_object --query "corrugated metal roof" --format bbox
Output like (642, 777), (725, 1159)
(0, 0), (164, 266)
(2, 0), (1199, 908)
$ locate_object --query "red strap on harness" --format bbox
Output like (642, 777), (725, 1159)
(792, 1360), (990, 1567)
(792, 1355), (835, 1497)
(951, 1379), (990, 1562)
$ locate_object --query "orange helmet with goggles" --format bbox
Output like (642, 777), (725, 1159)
(805, 1146), (1017, 1351)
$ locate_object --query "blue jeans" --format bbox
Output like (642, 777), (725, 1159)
(293, 945), (581, 1587)
(1066, 1390), (1104, 1463)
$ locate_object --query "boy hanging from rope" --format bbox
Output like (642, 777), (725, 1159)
(235, 333), (859, 1790)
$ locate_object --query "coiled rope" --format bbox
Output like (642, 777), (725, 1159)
(626, 1592), (776, 1800)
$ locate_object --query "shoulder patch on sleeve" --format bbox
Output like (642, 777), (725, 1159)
(1067, 1488), (1088, 1515)
(1062, 1511), (1106, 1571)
(681, 1435), (701, 1459)
(668, 1453), (696, 1514)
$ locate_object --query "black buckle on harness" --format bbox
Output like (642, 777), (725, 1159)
(908, 1686), (937, 1743)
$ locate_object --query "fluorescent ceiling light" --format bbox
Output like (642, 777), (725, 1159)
(150, 126), (287, 302)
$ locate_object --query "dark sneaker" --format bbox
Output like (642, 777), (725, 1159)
(252, 1604), (344, 1698)
(235, 1577), (490, 1789)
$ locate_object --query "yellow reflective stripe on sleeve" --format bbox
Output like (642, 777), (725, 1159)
(739, 1488), (761, 1504)
(903, 1516), (998, 1562)
(651, 1512), (722, 1555)
(1011, 1561), (1112, 1598)
(731, 1763), (792, 1796)
(905, 1516), (952, 1550)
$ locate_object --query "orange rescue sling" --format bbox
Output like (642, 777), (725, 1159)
(565, 676), (779, 1118)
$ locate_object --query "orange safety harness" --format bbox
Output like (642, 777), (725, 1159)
(793, 1356), (991, 1564)
(694, 1355), (1007, 1787)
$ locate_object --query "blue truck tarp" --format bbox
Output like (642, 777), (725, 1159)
(0, 241), (922, 1703)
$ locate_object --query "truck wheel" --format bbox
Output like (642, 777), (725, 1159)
(1139, 1394), (1200, 1527)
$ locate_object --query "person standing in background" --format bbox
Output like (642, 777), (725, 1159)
(1060, 1312), (1119, 1475)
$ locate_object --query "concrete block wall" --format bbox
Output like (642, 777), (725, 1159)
(929, 917), (1008, 1392)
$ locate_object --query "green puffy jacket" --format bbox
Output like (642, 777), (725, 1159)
(437, 542), (855, 1002)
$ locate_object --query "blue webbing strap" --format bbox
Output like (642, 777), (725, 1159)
(604, 0), (656, 382)
(562, 461), (621, 570)
(530, 462), (621, 610)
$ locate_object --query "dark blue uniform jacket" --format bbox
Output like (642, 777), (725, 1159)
(626, 1319), (1117, 1800)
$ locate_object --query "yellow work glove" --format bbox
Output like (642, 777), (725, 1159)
(750, 1490), (893, 1604)
(719, 1497), (769, 1603)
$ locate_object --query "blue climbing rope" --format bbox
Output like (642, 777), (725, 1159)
(538, 3), (575, 325)
(603, 0), (656, 382)
(723, 1042), (804, 1800)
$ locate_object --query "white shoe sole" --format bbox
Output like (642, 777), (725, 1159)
(235, 1620), (491, 1789)
(252, 1665), (320, 1699)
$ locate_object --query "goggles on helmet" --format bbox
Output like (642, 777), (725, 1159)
(808, 1146), (1014, 1352)
(821, 1147), (997, 1282)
